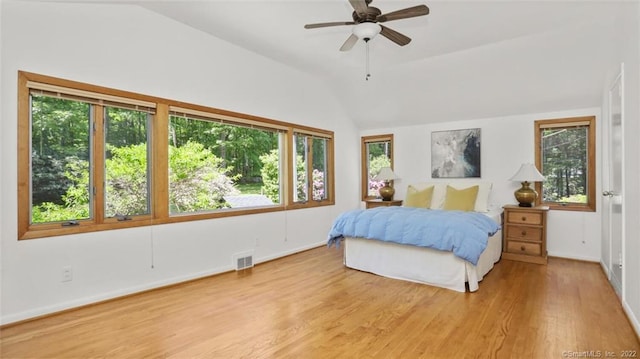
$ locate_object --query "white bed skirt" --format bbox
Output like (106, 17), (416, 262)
(343, 228), (503, 292)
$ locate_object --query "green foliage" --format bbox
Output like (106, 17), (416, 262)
(31, 95), (90, 207)
(367, 155), (391, 196)
(369, 155), (391, 177)
(31, 153), (72, 205)
(541, 127), (588, 202)
(105, 144), (149, 217)
(33, 141), (240, 221)
(31, 156), (90, 223)
(236, 183), (263, 195)
(169, 141), (239, 213)
(260, 149), (311, 202)
(31, 201), (89, 223)
(559, 194), (587, 204)
(259, 149), (281, 203)
(170, 116), (279, 182)
(30, 98), (288, 222)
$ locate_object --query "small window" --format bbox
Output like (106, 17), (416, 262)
(361, 134), (393, 200)
(535, 116), (596, 211)
(292, 132), (332, 203)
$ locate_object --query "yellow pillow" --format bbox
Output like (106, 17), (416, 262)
(443, 185), (479, 211)
(404, 185), (434, 209)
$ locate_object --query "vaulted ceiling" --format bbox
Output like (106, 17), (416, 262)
(137, 1), (628, 129)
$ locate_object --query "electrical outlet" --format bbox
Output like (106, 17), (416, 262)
(61, 266), (73, 282)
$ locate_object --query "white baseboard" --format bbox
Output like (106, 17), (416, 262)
(547, 251), (599, 262)
(623, 300), (640, 339)
(254, 241), (326, 264)
(600, 261), (611, 279)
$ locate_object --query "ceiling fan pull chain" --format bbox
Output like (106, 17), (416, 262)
(365, 39), (371, 81)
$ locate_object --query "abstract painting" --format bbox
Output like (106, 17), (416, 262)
(431, 128), (481, 178)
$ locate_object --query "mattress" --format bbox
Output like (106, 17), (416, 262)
(343, 209), (503, 292)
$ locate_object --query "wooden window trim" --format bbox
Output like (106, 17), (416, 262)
(534, 116), (596, 212)
(286, 132), (335, 208)
(18, 71), (335, 240)
(361, 134), (394, 200)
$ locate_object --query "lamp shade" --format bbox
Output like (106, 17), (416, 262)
(509, 163), (544, 207)
(509, 163), (545, 182)
(374, 167), (397, 181)
(352, 22), (381, 40)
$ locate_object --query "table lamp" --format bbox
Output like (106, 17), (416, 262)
(374, 167), (398, 201)
(509, 163), (545, 207)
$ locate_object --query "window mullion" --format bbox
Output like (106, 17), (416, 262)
(286, 130), (294, 207)
(93, 105), (105, 223)
(307, 136), (314, 202)
(153, 103), (170, 220)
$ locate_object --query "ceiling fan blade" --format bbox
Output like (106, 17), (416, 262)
(349, 0), (368, 14)
(380, 25), (411, 46)
(377, 5), (429, 23)
(340, 34), (359, 52)
(304, 21), (355, 29)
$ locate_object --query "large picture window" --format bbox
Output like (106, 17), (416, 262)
(361, 134), (393, 200)
(167, 112), (282, 214)
(535, 116), (596, 211)
(18, 71), (334, 239)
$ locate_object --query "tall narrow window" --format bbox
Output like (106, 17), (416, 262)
(361, 134), (393, 200)
(312, 137), (329, 201)
(292, 131), (333, 204)
(30, 94), (92, 223)
(293, 133), (308, 203)
(104, 107), (151, 217)
(535, 116), (596, 211)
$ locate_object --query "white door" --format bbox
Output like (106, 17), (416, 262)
(604, 64), (624, 297)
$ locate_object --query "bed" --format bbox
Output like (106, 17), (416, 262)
(328, 181), (502, 292)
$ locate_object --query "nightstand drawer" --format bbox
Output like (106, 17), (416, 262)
(507, 241), (542, 256)
(506, 211), (543, 225)
(506, 225), (542, 242)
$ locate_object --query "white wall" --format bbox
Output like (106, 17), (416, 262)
(0, 1), (360, 324)
(361, 107), (603, 262)
(619, 1), (640, 337)
(600, 1), (640, 337)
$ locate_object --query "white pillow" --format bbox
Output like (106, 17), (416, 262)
(407, 181), (492, 212)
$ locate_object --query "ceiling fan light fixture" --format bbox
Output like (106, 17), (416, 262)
(352, 22), (381, 40)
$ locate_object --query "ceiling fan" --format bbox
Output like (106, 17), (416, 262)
(304, 0), (430, 51)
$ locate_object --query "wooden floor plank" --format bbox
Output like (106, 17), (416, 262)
(1, 247), (638, 358)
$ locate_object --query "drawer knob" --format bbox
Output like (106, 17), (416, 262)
(521, 230), (527, 236)
(520, 246), (526, 251)
(521, 216), (527, 221)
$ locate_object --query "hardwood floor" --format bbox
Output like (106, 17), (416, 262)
(1, 246), (638, 358)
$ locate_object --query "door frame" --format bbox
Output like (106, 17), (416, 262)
(604, 63), (625, 298)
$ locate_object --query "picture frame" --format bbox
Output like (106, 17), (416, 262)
(431, 128), (481, 178)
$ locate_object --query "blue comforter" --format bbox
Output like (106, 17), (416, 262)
(327, 207), (500, 265)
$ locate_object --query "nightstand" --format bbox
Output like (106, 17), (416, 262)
(365, 199), (403, 209)
(502, 205), (549, 265)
